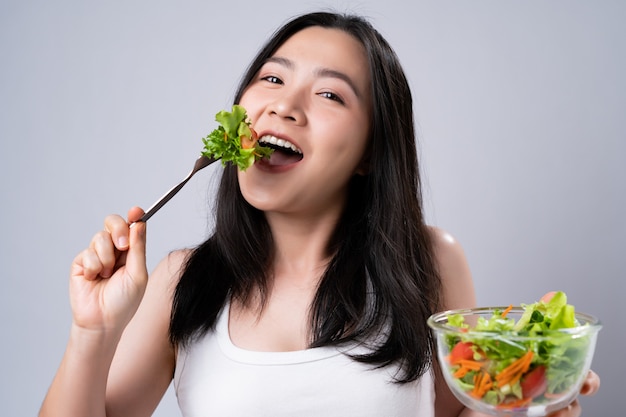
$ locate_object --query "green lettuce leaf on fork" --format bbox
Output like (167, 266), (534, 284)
(201, 104), (273, 171)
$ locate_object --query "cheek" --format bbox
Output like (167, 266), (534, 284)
(238, 91), (263, 122)
(331, 125), (370, 168)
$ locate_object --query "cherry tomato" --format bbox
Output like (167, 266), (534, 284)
(521, 365), (548, 398)
(450, 341), (476, 363)
(240, 126), (259, 149)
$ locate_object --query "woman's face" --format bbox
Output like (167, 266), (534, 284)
(238, 26), (372, 219)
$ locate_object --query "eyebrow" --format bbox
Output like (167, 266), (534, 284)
(265, 56), (363, 98)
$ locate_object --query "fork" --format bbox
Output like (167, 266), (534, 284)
(136, 155), (217, 223)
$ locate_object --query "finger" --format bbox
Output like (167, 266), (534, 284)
(579, 370), (600, 396)
(104, 214), (131, 251)
(127, 206), (145, 224)
(540, 291), (557, 303)
(125, 207), (148, 286)
(89, 230), (117, 278)
(73, 247), (105, 281)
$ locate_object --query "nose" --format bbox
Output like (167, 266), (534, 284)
(266, 87), (307, 125)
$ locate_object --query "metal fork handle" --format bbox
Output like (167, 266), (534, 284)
(135, 156), (217, 224)
(139, 174), (193, 223)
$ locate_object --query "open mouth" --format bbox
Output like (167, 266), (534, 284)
(258, 135), (304, 166)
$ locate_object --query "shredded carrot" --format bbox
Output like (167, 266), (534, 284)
(451, 358), (484, 378)
(471, 371), (493, 399)
(495, 350), (534, 387)
(453, 367), (469, 378)
(452, 359), (484, 369)
(501, 304), (513, 318)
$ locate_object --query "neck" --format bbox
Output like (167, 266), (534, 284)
(265, 208), (341, 287)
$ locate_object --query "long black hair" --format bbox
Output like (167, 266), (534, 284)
(170, 11), (441, 383)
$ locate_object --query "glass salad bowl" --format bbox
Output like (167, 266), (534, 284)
(427, 301), (601, 417)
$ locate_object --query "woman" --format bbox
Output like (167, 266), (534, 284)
(39, 11), (599, 417)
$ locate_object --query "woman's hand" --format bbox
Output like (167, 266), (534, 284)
(69, 207), (148, 335)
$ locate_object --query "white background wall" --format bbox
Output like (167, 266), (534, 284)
(1, 1), (623, 415)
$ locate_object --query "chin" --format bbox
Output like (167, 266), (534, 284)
(239, 187), (275, 212)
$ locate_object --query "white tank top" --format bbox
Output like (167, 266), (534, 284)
(174, 303), (435, 417)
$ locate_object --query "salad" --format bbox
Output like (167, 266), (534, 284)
(201, 104), (273, 170)
(443, 292), (592, 410)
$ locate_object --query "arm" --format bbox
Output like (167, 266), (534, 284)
(429, 227), (484, 417)
(39, 208), (182, 417)
(104, 251), (184, 416)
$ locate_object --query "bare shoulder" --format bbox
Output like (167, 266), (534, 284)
(151, 248), (191, 287)
(429, 227), (477, 417)
(428, 226), (477, 310)
(429, 227), (465, 263)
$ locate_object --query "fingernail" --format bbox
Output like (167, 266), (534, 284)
(118, 236), (129, 248)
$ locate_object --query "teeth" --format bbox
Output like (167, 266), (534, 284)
(259, 135), (302, 154)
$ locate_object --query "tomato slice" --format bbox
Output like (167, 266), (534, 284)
(521, 365), (548, 398)
(449, 341), (476, 363)
(240, 127), (259, 150)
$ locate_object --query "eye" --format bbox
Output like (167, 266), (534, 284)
(261, 75), (283, 85)
(318, 91), (344, 104)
